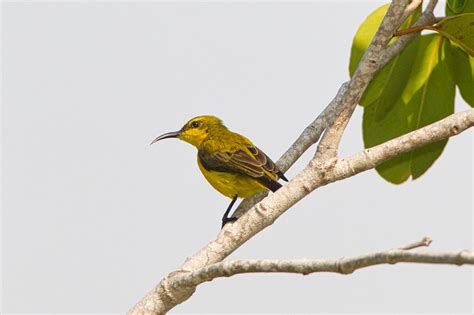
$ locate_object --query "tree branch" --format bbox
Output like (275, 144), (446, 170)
(169, 238), (473, 288)
(333, 109), (474, 179)
(129, 106), (473, 314)
(231, 82), (349, 219)
(399, 0), (422, 23)
(394, 24), (437, 36)
(398, 237), (432, 250)
(380, 0), (438, 67)
(127, 1), (474, 314)
(233, 0), (432, 219)
(317, 0), (411, 159)
(277, 83), (349, 173)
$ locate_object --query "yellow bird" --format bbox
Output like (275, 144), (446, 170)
(151, 115), (288, 227)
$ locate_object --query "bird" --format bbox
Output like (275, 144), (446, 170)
(151, 115), (288, 227)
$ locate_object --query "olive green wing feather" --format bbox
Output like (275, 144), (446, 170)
(198, 146), (287, 192)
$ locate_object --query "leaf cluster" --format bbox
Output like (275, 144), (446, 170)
(349, 1), (474, 184)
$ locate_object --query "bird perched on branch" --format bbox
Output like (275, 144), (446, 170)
(151, 115), (288, 227)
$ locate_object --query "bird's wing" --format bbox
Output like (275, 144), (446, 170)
(245, 146), (282, 178)
(247, 146), (289, 182)
(199, 145), (287, 192)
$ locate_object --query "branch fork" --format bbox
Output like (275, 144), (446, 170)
(129, 1), (473, 313)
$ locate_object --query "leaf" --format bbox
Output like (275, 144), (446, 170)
(466, 0), (474, 12)
(363, 35), (456, 184)
(433, 14), (474, 57)
(409, 38), (455, 179)
(446, 0), (474, 15)
(363, 96), (412, 184)
(349, 3), (421, 112)
(349, 4), (390, 77)
(444, 2), (474, 106)
(447, 0), (467, 15)
(369, 40), (420, 120)
(450, 44), (474, 106)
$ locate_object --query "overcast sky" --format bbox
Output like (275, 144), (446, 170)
(2, 1), (472, 313)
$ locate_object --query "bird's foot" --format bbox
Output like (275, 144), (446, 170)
(221, 216), (238, 228)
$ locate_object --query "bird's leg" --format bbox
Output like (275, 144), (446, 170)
(221, 196), (238, 228)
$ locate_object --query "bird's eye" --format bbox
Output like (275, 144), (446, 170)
(191, 121), (201, 128)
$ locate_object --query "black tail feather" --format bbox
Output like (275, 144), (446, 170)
(258, 177), (283, 192)
(278, 171), (288, 182)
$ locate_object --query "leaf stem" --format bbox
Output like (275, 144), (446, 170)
(394, 24), (437, 36)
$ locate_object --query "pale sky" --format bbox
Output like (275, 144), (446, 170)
(2, 1), (472, 313)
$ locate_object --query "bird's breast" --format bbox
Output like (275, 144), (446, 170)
(197, 155), (266, 199)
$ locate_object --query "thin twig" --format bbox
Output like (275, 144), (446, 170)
(394, 24), (437, 36)
(379, 0), (438, 67)
(398, 237), (433, 250)
(170, 238), (472, 288)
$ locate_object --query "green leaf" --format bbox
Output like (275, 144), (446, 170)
(434, 14), (474, 56)
(450, 44), (474, 106)
(442, 8), (474, 107)
(447, 0), (474, 15)
(466, 0), (474, 13)
(363, 96), (412, 184)
(447, 0), (467, 15)
(409, 38), (455, 178)
(349, 3), (420, 113)
(368, 40), (420, 120)
(349, 4), (390, 76)
(363, 35), (456, 184)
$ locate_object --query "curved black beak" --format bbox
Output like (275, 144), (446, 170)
(150, 130), (181, 145)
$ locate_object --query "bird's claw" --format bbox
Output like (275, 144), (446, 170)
(221, 216), (238, 228)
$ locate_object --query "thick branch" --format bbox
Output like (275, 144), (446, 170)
(128, 1), (471, 314)
(317, 0), (411, 159)
(334, 109), (474, 179)
(231, 82), (349, 219)
(232, 0), (433, 219)
(130, 106), (473, 314)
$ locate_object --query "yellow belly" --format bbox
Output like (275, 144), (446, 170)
(197, 157), (267, 198)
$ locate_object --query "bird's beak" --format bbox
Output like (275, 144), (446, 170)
(150, 130), (181, 145)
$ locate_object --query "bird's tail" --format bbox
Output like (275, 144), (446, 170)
(277, 171), (288, 182)
(258, 177), (283, 192)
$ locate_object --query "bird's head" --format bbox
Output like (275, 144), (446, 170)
(151, 115), (225, 148)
